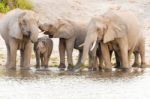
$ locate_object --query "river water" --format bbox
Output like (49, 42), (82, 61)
(0, 68), (150, 99)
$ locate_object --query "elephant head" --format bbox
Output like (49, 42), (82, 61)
(36, 40), (47, 54)
(39, 19), (74, 39)
(9, 9), (40, 43)
(81, 12), (127, 64)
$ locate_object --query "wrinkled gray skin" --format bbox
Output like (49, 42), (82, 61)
(34, 36), (53, 69)
(39, 19), (97, 71)
(76, 10), (145, 72)
(0, 9), (40, 69)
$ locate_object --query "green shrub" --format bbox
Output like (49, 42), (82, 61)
(0, 1), (10, 13)
(16, 0), (33, 10)
(0, 0), (33, 13)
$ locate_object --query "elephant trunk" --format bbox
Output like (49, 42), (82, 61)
(30, 25), (40, 43)
(81, 32), (98, 64)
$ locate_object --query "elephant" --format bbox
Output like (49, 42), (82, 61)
(87, 41), (121, 71)
(39, 19), (99, 71)
(34, 36), (53, 69)
(0, 8), (40, 69)
(74, 10), (145, 72)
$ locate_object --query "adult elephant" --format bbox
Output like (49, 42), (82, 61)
(0, 8), (40, 69)
(74, 10), (145, 72)
(39, 19), (99, 71)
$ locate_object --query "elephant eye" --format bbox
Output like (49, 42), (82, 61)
(97, 28), (100, 32)
(22, 19), (27, 25)
(49, 24), (53, 28)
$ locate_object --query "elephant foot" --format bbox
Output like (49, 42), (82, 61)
(67, 64), (74, 71)
(103, 68), (112, 72)
(88, 66), (93, 71)
(36, 65), (40, 69)
(121, 68), (132, 73)
(42, 65), (49, 71)
(20, 66), (31, 70)
(43, 65), (48, 69)
(88, 67), (97, 71)
(58, 63), (66, 71)
(141, 63), (147, 68)
(98, 66), (103, 72)
(93, 67), (97, 71)
(5, 62), (9, 67)
(5, 66), (16, 70)
(73, 65), (82, 72)
(114, 65), (121, 69)
(36, 67), (41, 71)
(5, 64), (16, 70)
(132, 63), (140, 68)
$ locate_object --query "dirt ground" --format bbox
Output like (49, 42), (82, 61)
(0, 0), (150, 67)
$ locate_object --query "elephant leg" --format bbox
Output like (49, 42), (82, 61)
(88, 53), (93, 71)
(98, 55), (103, 71)
(92, 56), (98, 71)
(139, 39), (146, 68)
(66, 39), (75, 71)
(58, 38), (66, 70)
(41, 55), (44, 66)
(114, 51), (121, 68)
(35, 51), (40, 69)
(132, 52), (140, 67)
(21, 42), (32, 70)
(89, 46), (98, 71)
(100, 43), (112, 71)
(128, 50), (133, 67)
(20, 49), (24, 67)
(96, 45), (103, 71)
(5, 42), (10, 66)
(97, 49), (103, 71)
(43, 54), (49, 69)
(118, 39), (129, 71)
(75, 50), (82, 66)
(7, 39), (18, 69)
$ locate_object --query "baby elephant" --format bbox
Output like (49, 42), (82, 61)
(34, 36), (53, 69)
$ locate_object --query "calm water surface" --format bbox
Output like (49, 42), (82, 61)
(0, 68), (150, 99)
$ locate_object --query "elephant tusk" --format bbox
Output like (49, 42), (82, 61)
(39, 31), (45, 34)
(79, 43), (84, 47)
(90, 41), (96, 51)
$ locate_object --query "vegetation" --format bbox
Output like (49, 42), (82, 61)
(0, 1), (10, 13)
(16, 0), (33, 10)
(0, 0), (33, 13)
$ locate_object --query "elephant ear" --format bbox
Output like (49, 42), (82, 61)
(9, 12), (26, 40)
(103, 13), (127, 43)
(54, 20), (74, 39)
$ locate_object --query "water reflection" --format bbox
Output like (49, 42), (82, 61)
(0, 67), (145, 81)
(0, 67), (149, 99)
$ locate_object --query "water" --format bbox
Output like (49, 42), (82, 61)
(0, 68), (150, 99)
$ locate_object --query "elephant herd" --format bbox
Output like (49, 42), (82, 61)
(0, 8), (146, 72)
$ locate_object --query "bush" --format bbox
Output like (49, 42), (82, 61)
(0, 0), (33, 13)
(16, 0), (33, 10)
(0, 1), (10, 13)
